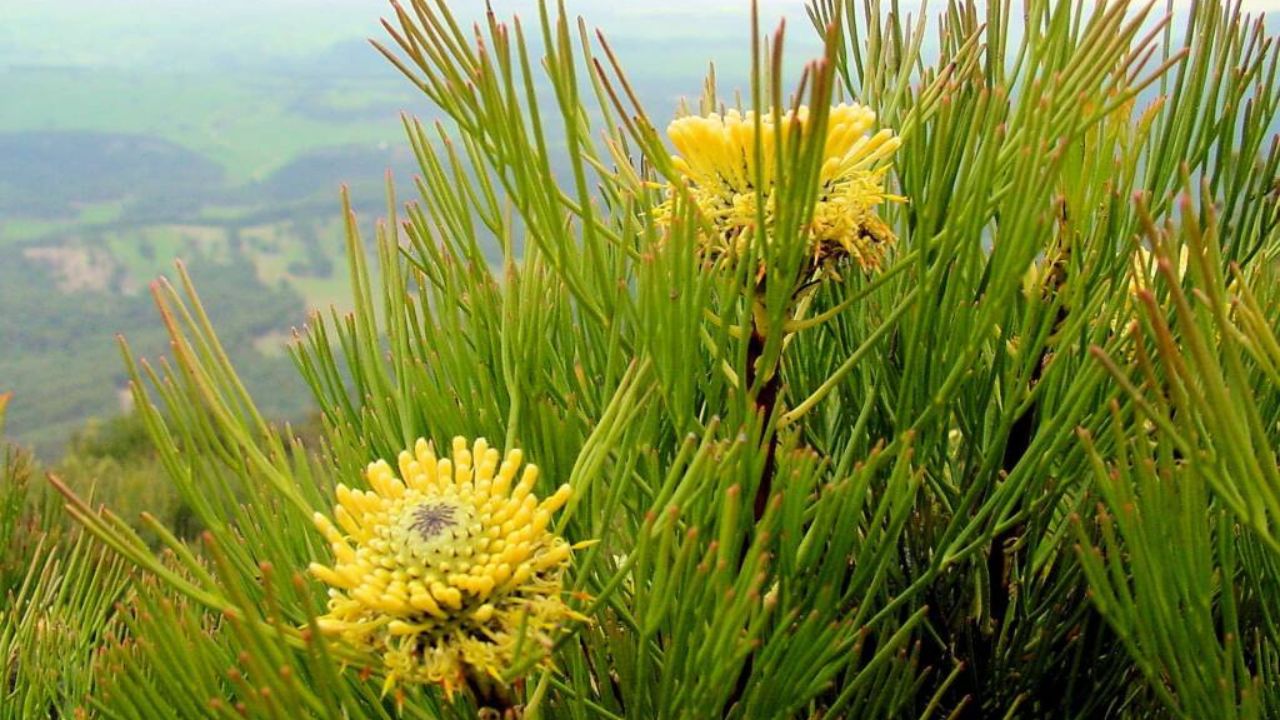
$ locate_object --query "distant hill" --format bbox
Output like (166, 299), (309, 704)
(0, 131), (223, 217)
(12, 0), (1273, 459)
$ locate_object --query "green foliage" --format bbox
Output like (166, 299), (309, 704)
(0, 395), (134, 718)
(0, 531), (131, 719)
(0, 394), (56, 597)
(55, 413), (201, 545)
(32, 0), (1280, 718)
(1077, 189), (1280, 719)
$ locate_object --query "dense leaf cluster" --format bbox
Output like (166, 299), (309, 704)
(4, 1), (1280, 718)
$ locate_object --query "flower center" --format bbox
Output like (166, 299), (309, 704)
(410, 502), (457, 540)
(389, 498), (473, 562)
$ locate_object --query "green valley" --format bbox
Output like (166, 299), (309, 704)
(0, 0), (814, 457)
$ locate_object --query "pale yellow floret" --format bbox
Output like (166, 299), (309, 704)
(309, 436), (584, 694)
(657, 102), (903, 272)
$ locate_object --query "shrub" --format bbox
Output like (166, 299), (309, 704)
(46, 1), (1280, 717)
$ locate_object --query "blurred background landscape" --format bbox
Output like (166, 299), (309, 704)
(0, 0), (818, 457)
(4, 0), (1277, 458)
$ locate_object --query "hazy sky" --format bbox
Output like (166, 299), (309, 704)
(2, 1), (1277, 74)
(0, 0), (819, 69)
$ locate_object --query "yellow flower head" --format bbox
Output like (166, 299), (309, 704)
(309, 437), (581, 695)
(656, 103), (904, 271)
